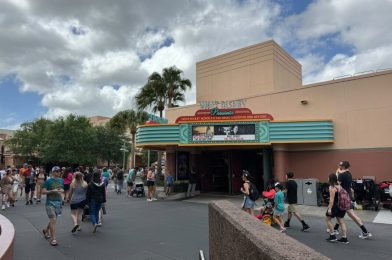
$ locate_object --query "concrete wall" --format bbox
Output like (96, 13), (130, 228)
(0, 214), (15, 260)
(209, 200), (329, 260)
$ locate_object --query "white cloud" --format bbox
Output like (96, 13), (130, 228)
(1, 0), (392, 122)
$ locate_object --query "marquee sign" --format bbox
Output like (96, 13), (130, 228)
(175, 108), (273, 123)
(192, 124), (256, 142)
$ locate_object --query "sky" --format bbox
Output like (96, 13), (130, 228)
(1, 0), (392, 129)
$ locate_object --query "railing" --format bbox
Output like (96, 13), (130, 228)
(0, 214), (15, 260)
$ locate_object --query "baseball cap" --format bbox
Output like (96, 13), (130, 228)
(52, 166), (61, 172)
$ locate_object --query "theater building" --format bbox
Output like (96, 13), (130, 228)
(136, 40), (392, 194)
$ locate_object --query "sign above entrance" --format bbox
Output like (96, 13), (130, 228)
(175, 108), (273, 123)
(199, 99), (247, 109)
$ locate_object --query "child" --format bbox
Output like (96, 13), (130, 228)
(273, 183), (286, 232)
(165, 172), (174, 196)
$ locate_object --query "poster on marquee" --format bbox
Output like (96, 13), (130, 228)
(191, 124), (256, 142)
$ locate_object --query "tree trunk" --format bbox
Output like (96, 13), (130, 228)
(131, 133), (136, 169)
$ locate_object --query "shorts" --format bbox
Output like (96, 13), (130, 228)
(25, 183), (36, 193)
(64, 184), (70, 191)
(273, 209), (285, 216)
(127, 181), (133, 187)
(146, 181), (155, 187)
(242, 196), (255, 209)
(325, 206), (346, 219)
(166, 182), (173, 187)
(288, 204), (297, 213)
(46, 204), (62, 219)
(70, 200), (86, 210)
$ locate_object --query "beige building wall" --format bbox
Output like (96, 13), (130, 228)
(167, 64), (392, 151)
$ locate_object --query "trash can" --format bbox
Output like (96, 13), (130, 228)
(293, 179), (304, 205)
(302, 178), (319, 206)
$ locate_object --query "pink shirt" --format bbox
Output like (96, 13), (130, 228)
(63, 172), (73, 185)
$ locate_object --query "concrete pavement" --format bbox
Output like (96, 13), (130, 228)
(2, 189), (392, 260)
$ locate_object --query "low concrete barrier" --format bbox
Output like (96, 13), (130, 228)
(0, 214), (15, 260)
(209, 200), (330, 260)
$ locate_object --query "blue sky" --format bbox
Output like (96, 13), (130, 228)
(1, 0), (392, 129)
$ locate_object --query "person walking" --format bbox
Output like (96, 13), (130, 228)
(127, 167), (136, 197)
(102, 168), (110, 188)
(332, 161), (372, 239)
(20, 164), (35, 205)
(325, 173), (349, 244)
(165, 171), (174, 197)
(86, 170), (106, 233)
(42, 166), (64, 246)
(62, 167), (73, 204)
(69, 171), (87, 233)
(116, 168), (124, 194)
(36, 166), (47, 204)
(187, 168), (197, 197)
(240, 170), (255, 215)
(284, 172), (310, 231)
(273, 183), (286, 233)
(146, 167), (156, 201)
(1, 169), (14, 210)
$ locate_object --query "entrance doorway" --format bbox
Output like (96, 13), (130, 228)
(199, 149), (268, 194)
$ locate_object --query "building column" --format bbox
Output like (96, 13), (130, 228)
(165, 148), (176, 178)
(273, 146), (289, 183)
(262, 148), (271, 190)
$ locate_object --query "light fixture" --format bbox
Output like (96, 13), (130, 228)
(300, 100), (308, 105)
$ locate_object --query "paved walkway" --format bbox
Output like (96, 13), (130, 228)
(2, 189), (392, 259)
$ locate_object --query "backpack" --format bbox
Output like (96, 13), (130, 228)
(117, 170), (124, 180)
(248, 182), (260, 201)
(338, 187), (351, 211)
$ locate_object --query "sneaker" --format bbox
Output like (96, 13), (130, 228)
(284, 222), (290, 228)
(359, 232), (372, 239)
(29, 200), (33, 205)
(6, 202), (10, 208)
(302, 224), (310, 232)
(332, 229), (339, 235)
(97, 222), (102, 227)
(337, 237), (349, 244)
(147, 199), (152, 202)
(25, 201), (30, 205)
(152, 198), (157, 201)
(326, 235), (337, 242)
(93, 224), (98, 233)
(280, 227), (286, 233)
(1, 205), (5, 210)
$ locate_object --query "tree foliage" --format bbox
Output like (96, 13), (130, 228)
(6, 114), (127, 166)
(135, 66), (192, 117)
(109, 110), (148, 168)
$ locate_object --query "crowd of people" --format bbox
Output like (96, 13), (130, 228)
(240, 160), (373, 245)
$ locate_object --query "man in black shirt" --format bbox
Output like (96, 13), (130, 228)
(336, 161), (372, 239)
(284, 172), (310, 232)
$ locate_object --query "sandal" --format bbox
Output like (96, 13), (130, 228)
(50, 239), (58, 246)
(43, 229), (51, 239)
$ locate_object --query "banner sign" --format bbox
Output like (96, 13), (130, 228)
(191, 123), (256, 143)
(176, 108), (273, 123)
(146, 114), (168, 124)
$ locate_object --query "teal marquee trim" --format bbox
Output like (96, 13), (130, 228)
(136, 120), (334, 146)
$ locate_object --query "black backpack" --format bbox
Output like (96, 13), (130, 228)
(117, 170), (124, 180)
(248, 182), (260, 201)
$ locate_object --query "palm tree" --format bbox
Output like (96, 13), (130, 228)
(135, 66), (192, 174)
(109, 110), (148, 169)
(135, 66), (192, 115)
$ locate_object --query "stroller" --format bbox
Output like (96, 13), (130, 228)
(256, 201), (274, 225)
(378, 181), (392, 211)
(352, 179), (380, 211)
(130, 181), (145, 197)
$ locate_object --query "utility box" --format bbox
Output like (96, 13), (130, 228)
(302, 178), (319, 206)
(293, 179), (304, 205)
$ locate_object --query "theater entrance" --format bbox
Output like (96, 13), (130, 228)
(199, 149), (271, 195)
